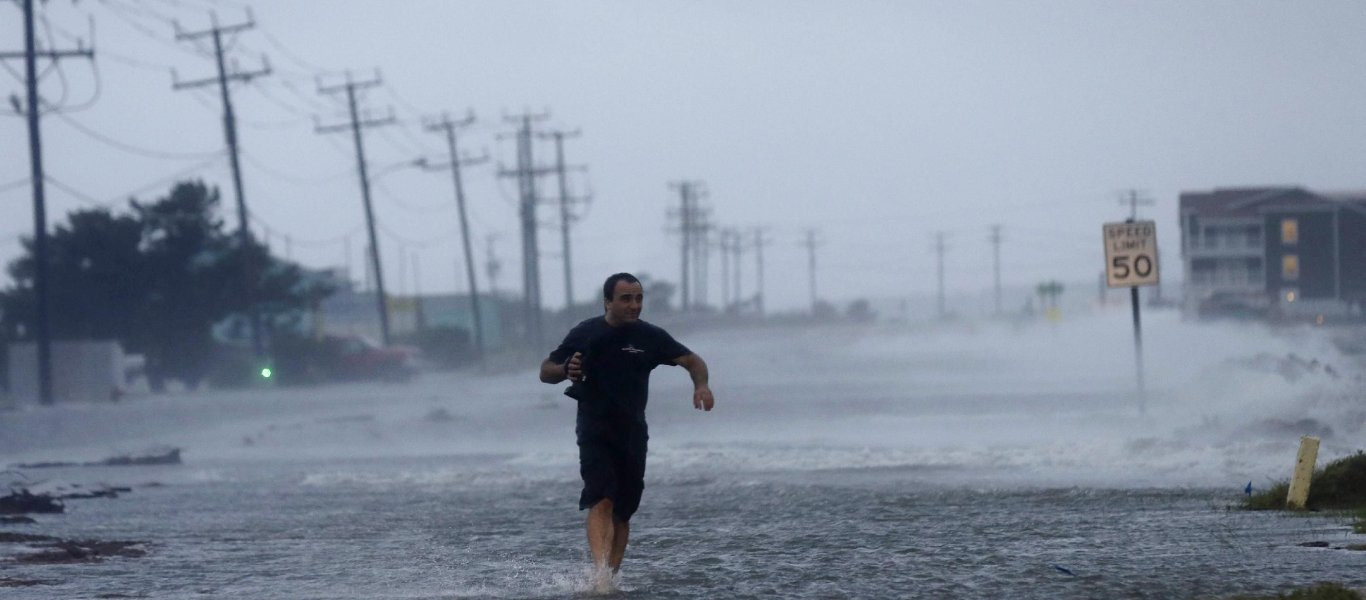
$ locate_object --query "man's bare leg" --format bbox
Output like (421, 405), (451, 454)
(608, 520), (629, 572)
(586, 499), (615, 571)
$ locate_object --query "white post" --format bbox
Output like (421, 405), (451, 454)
(1285, 436), (1320, 510)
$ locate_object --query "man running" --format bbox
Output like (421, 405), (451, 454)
(540, 272), (714, 579)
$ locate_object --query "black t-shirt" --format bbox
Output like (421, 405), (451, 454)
(547, 317), (691, 421)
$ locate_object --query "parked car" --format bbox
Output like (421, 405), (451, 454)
(322, 335), (421, 382)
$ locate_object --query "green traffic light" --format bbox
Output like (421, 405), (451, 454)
(260, 367), (273, 379)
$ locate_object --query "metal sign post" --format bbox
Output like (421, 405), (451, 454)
(1103, 219), (1159, 414)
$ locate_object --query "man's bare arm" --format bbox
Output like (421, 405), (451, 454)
(673, 353), (714, 411)
(539, 353), (583, 384)
(539, 359), (566, 384)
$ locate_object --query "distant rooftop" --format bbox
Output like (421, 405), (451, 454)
(1180, 186), (1366, 217)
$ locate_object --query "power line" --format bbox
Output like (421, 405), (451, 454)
(246, 79), (316, 118)
(376, 124), (429, 156)
(94, 0), (209, 58)
(376, 219), (458, 248)
(50, 110), (222, 159)
(42, 175), (108, 208)
(258, 27), (331, 74)
(0, 177), (30, 194)
(372, 178), (451, 214)
(248, 213), (362, 248)
(43, 156), (223, 209)
(239, 149), (352, 186)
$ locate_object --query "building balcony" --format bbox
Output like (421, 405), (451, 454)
(1185, 278), (1266, 295)
(1184, 241), (1263, 259)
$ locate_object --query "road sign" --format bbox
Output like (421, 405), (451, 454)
(1103, 220), (1159, 288)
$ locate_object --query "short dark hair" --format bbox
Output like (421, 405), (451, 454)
(602, 272), (641, 300)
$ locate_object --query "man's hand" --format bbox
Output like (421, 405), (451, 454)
(693, 385), (714, 411)
(673, 353), (713, 411)
(566, 352), (583, 382)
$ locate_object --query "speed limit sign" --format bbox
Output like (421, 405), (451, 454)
(1103, 220), (1159, 288)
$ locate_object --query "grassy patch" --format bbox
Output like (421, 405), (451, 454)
(1313, 452), (1366, 510)
(1246, 482), (1292, 510)
(1243, 452), (1366, 511)
(1226, 582), (1363, 600)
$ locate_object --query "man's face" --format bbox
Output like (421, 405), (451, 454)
(604, 280), (644, 325)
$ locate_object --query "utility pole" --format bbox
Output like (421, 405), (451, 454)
(413, 250), (426, 332)
(731, 228), (743, 309)
(315, 70), (397, 345)
(498, 111), (552, 346)
(422, 111), (488, 365)
(800, 229), (822, 313)
(935, 231), (947, 319)
(343, 235), (352, 286)
(752, 227), (770, 316)
(1120, 189), (1158, 304)
(694, 209), (713, 310)
(397, 241), (408, 297)
(2, 0), (94, 405)
(1120, 189), (1153, 220)
(669, 181), (693, 311)
(363, 242), (373, 292)
(538, 129), (586, 310)
(173, 11), (270, 359)
(485, 234), (503, 298)
(989, 225), (1002, 316)
(720, 229), (732, 310)
(668, 180), (706, 311)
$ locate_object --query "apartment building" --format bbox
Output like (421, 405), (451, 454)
(1180, 187), (1366, 320)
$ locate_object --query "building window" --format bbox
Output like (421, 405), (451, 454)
(1281, 218), (1298, 245)
(1282, 254), (1299, 281)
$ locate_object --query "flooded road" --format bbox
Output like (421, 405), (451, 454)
(2, 310), (1363, 598)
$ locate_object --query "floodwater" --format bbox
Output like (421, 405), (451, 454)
(2, 309), (1364, 598)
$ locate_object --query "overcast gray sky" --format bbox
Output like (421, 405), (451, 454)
(4, 0), (1366, 313)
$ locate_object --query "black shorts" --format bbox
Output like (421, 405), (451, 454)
(576, 413), (648, 523)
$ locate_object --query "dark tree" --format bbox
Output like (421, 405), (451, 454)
(1, 208), (145, 343)
(1, 180), (333, 390)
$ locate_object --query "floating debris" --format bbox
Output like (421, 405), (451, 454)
(0, 490), (63, 515)
(424, 407), (458, 423)
(55, 485), (131, 500)
(12, 447), (182, 470)
(13, 539), (147, 564)
(0, 576), (53, 587)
